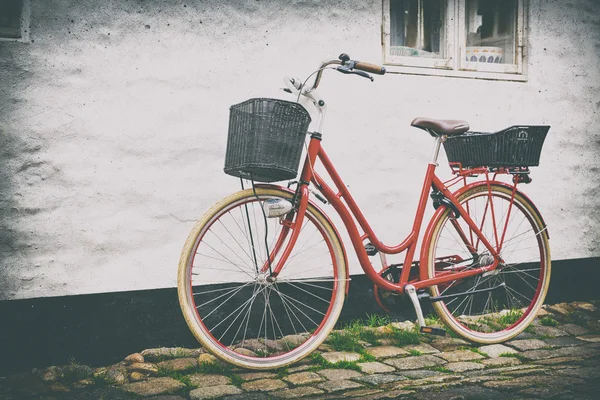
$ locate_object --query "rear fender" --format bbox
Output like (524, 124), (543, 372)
(419, 180), (549, 273)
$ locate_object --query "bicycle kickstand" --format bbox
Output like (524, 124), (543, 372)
(404, 284), (446, 336)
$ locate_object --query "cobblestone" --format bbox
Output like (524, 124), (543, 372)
(507, 338), (548, 351)
(478, 344), (516, 358)
(316, 369), (363, 381)
(436, 349), (484, 362)
(356, 361), (396, 374)
(316, 379), (362, 392)
(445, 361), (486, 372)
(384, 354), (447, 370)
(272, 386), (324, 398)
(320, 351), (361, 363)
(189, 385), (242, 399)
(283, 371), (324, 385)
(429, 337), (469, 352)
(121, 377), (185, 396)
(365, 345), (408, 358)
(353, 374), (406, 385)
(2, 300), (599, 399)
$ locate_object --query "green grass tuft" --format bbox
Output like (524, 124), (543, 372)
(407, 349), (423, 356)
(365, 314), (391, 328)
(358, 350), (376, 362)
(275, 368), (289, 379)
(309, 352), (362, 371)
(229, 374), (244, 387)
(425, 314), (443, 326)
(196, 361), (233, 375)
(386, 327), (421, 347)
(540, 316), (559, 327)
(327, 330), (364, 352)
(496, 309), (524, 326)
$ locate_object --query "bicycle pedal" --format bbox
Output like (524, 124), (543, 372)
(364, 243), (378, 256)
(420, 326), (446, 336)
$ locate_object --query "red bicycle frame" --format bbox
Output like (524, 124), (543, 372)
(265, 134), (507, 295)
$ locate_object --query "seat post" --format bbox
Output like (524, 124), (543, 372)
(430, 135), (446, 166)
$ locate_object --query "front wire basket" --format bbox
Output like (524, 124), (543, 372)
(224, 98), (312, 183)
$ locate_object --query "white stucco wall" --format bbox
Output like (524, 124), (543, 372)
(0, 0), (598, 300)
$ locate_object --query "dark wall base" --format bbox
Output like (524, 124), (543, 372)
(1, 257), (598, 376)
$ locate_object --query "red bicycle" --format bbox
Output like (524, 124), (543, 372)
(177, 54), (551, 369)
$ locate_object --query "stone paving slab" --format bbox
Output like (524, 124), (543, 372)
(238, 372), (277, 381)
(482, 356), (521, 367)
(271, 386), (324, 399)
(121, 377), (185, 396)
(353, 374), (406, 385)
(283, 371), (324, 385)
(365, 345), (408, 359)
(241, 378), (287, 392)
(187, 373), (231, 387)
(506, 338), (548, 351)
(544, 336), (587, 347)
(189, 384), (243, 399)
(316, 379), (362, 392)
(356, 361), (395, 374)
(320, 351), (361, 363)
(445, 361), (486, 372)
(384, 354), (447, 370)
(316, 369), (363, 381)
(577, 333), (600, 342)
(436, 349), (485, 362)
(403, 343), (439, 354)
(561, 323), (590, 336)
(478, 344), (517, 357)
(400, 369), (444, 379)
(533, 325), (569, 337)
(428, 337), (469, 352)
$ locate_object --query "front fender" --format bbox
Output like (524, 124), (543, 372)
(256, 184), (351, 295)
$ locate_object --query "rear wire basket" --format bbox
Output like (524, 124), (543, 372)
(443, 125), (550, 168)
(224, 98), (312, 183)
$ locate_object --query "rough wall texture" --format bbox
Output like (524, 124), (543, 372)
(0, 0), (598, 300)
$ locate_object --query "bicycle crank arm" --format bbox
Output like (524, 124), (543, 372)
(405, 284), (446, 336)
(422, 282), (506, 303)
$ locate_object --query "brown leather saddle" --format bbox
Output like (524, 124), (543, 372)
(411, 117), (469, 137)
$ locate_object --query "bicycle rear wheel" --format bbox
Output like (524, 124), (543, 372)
(425, 183), (551, 343)
(178, 187), (347, 369)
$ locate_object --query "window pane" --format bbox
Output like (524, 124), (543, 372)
(390, 0), (445, 58)
(465, 0), (517, 64)
(0, 0), (23, 39)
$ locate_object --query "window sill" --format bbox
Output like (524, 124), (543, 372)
(383, 64), (528, 82)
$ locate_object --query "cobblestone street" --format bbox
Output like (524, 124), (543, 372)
(1, 300), (599, 400)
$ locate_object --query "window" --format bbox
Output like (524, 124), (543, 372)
(0, 0), (30, 42)
(383, 0), (527, 80)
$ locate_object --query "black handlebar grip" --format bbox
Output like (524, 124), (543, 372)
(354, 61), (386, 75)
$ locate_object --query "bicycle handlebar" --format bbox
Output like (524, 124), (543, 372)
(354, 61), (386, 75)
(309, 53), (386, 91)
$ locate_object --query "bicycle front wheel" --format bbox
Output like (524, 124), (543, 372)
(178, 187), (347, 369)
(426, 183), (551, 343)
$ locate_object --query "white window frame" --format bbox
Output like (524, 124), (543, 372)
(382, 0), (527, 81)
(0, 0), (31, 43)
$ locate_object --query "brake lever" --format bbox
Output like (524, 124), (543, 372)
(336, 66), (374, 82)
